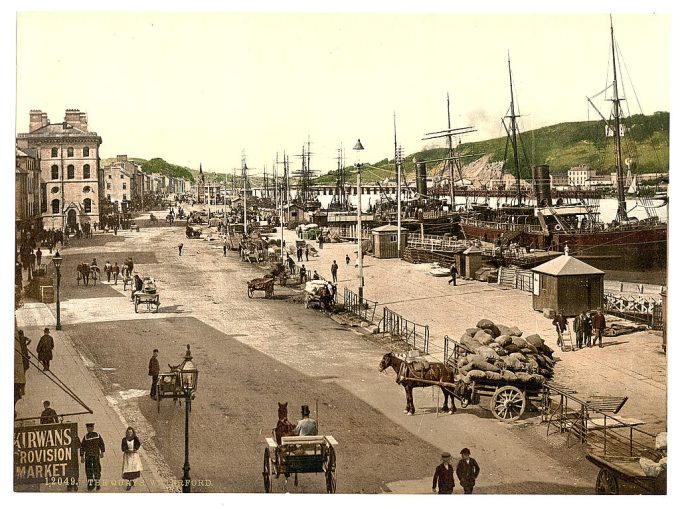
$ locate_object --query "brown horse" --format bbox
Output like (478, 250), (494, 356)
(274, 402), (296, 445)
(379, 352), (457, 416)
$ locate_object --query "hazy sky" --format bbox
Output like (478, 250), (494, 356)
(15, 9), (671, 179)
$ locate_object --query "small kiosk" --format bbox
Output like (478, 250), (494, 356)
(371, 224), (408, 259)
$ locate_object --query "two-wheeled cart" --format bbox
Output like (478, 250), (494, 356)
(247, 277), (275, 298)
(586, 453), (666, 494)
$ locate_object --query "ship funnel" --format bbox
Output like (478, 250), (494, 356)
(532, 165), (552, 206)
(416, 161), (427, 197)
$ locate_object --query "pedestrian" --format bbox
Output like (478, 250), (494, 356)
(305, 245), (309, 261)
(131, 274), (143, 301)
(149, 349), (160, 400)
(80, 422), (105, 491)
(448, 262), (458, 286)
(584, 311), (593, 348)
(36, 247), (42, 268)
(114, 225), (118, 235)
(112, 262), (120, 285)
(223, 242), (227, 257)
(40, 400), (60, 424)
(552, 309), (567, 348)
(456, 448), (480, 494)
(592, 308), (606, 348)
(318, 234), (324, 249)
(37, 327), (54, 371)
(312, 270), (320, 280)
(104, 260), (112, 282)
(294, 405), (318, 436)
(178, 243), (183, 256)
(287, 255), (296, 275)
(432, 451), (455, 494)
(331, 260), (338, 283)
(16, 329), (31, 372)
(121, 426), (142, 491)
(29, 251), (36, 278)
(299, 264), (307, 284)
(15, 260), (22, 289)
(573, 311), (586, 349)
(297, 246), (303, 262)
(345, 254), (350, 265)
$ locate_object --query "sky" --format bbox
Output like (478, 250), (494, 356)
(14, 8), (671, 179)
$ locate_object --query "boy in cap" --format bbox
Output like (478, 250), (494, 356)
(294, 405), (318, 436)
(80, 423), (105, 491)
(432, 452), (455, 494)
(456, 448), (480, 494)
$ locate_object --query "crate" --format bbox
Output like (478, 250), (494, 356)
(40, 285), (54, 303)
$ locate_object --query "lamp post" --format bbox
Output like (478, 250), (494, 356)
(52, 251), (63, 330)
(178, 345), (198, 493)
(353, 139), (365, 300)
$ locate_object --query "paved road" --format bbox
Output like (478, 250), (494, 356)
(42, 212), (603, 493)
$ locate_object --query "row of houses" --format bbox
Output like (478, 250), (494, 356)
(15, 108), (193, 239)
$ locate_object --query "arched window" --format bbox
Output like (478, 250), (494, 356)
(84, 198), (92, 213)
(67, 165), (75, 179)
(51, 186), (60, 194)
(51, 199), (60, 214)
(83, 147), (90, 157)
(51, 165), (59, 180)
(83, 164), (91, 179)
(67, 147), (74, 157)
(51, 147), (58, 157)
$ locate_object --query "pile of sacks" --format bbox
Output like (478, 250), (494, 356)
(456, 318), (556, 386)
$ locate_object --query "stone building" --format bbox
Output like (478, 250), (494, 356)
(102, 155), (141, 212)
(15, 147), (42, 240)
(16, 109), (103, 232)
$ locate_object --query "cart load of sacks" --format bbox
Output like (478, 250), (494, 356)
(456, 318), (556, 386)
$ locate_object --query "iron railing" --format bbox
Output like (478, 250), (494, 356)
(380, 307), (429, 353)
(342, 288), (377, 323)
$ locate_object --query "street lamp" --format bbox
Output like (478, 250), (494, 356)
(52, 251), (63, 331)
(178, 344), (199, 493)
(353, 139), (365, 300)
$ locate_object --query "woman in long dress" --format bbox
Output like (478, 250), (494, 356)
(121, 426), (142, 490)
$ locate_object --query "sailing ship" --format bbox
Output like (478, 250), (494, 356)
(459, 19), (667, 271)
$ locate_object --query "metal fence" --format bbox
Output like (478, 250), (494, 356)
(379, 307), (429, 353)
(342, 288), (377, 323)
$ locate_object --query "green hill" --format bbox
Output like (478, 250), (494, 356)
(315, 111), (669, 184)
(100, 156), (196, 182)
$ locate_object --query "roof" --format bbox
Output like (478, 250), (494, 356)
(16, 148), (29, 157)
(17, 122), (101, 139)
(371, 224), (408, 233)
(531, 254), (604, 276)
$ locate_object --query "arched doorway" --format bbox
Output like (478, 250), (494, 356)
(67, 209), (77, 231)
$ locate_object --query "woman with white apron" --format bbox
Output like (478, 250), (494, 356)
(121, 426), (142, 490)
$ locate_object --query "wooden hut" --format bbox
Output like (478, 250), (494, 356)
(531, 254), (604, 317)
(371, 224), (408, 259)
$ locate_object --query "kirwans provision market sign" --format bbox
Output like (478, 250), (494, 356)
(14, 422), (79, 485)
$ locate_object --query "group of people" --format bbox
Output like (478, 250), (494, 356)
(552, 308), (607, 349)
(432, 448), (480, 494)
(14, 328), (54, 409)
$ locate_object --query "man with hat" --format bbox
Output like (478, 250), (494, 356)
(40, 400), (60, 424)
(80, 422), (106, 491)
(294, 405), (318, 436)
(456, 447), (480, 494)
(37, 327), (54, 371)
(432, 452), (455, 494)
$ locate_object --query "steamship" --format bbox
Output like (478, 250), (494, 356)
(459, 22), (667, 272)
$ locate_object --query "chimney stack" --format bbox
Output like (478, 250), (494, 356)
(64, 109), (86, 130)
(29, 110), (48, 133)
(117, 155), (128, 162)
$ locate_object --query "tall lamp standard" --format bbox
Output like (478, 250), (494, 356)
(353, 139), (365, 300)
(178, 345), (199, 493)
(52, 251), (63, 331)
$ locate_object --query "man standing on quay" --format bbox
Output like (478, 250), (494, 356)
(456, 447), (480, 494)
(432, 452), (455, 494)
(149, 349), (160, 400)
(592, 308), (607, 348)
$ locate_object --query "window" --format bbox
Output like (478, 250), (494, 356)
(106, 182), (111, 190)
(67, 165), (75, 179)
(67, 147), (74, 157)
(51, 165), (59, 180)
(51, 147), (58, 157)
(51, 199), (60, 214)
(122, 182), (127, 190)
(389, 235), (397, 242)
(83, 164), (91, 179)
(108, 174), (112, 179)
(120, 174), (124, 179)
(84, 198), (92, 213)
(123, 194), (127, 201)
(107, 194), (111, 200)
(83, 147), (90, 157)
(51, 186), (59, 194)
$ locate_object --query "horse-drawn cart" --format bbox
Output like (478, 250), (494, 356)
(262, 435), (338, 493)
(247, 277), (275, 298)
(133, 278), (160, 313)
(585, 453), (666, 495)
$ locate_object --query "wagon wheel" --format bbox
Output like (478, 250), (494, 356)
(134, 297), (139, 313)
(248, 286), (254, 299)
(262, 448), (273, 493)
(595, 468), (619, 495)
(490, 385), (526, 421)
(324, 446), (337, 493)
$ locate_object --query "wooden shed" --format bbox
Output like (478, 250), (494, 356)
(531, 254), (604, 317)
(371, 224), (408, 259)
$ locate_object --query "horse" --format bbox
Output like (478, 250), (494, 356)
(274, 402), (296, 445)
(76, 263), (90, 286)
(378, 352), (457, 416)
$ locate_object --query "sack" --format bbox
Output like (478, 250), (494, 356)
(521, 345), (539, 355)
(476, 346), (500, 362)
(476, 318), (495, 330)
(515, 372), (533, 383)
(529, 374), (545, 385)
(469, 360), (499, 373)
(525, 334), (545, 349)
(656, 432), (667, 451)
(640, 457), (667, 477)
(508, 352), (528, 363)
(512, 337), (528, 348)
(510, 326), (523, 337)
(500, 370), (518, 383)
(484, 371), (502, 381)
(467, 370), (486, 380)
(466, 328), (480, 337)
(504, 343), (520, 353)
(496, 335), (513, 347)
(496, 324), (514, 336)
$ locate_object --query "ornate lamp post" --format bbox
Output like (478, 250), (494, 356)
(178, 345), (199, 493)
(52, 251), (63, 330)
(353, 139), (365, 300)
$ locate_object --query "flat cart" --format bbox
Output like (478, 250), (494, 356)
(586, 453), (666, 494)
(134, 291), (160, 313)
(262, 435), (338, 493)
(248, 277), (275, 299)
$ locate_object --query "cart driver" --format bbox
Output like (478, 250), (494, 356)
(294, 405), (318, 436)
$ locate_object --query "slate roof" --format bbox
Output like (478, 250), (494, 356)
(531, 254), (604, 276)
(371, 224), (408, 232)
(18, 122), (100, 139)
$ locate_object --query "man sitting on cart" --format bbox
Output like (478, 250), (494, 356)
(294, 405), (317, 436)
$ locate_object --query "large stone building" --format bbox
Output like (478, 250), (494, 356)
(15, 147), (42, 240)
(16, 109), (103, 232)
(102, 155), (141, 212)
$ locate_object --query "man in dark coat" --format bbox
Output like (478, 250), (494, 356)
(149, 349), (160, 400)
(448, 262), (458, 286)
(331, 260), (338, 283)
(592, 308), (607, 348)
(16, 329), (31, 372)
(552, 310), (568, 347)
(37, 327), (54, 371)
(80, 423), (105, 491)
(573, 311), (586, 349)
(456, 448), (480, 494)
(40, 400), (60, 424)
(36, 247), (42, 268)
(432, 451), (455, 494)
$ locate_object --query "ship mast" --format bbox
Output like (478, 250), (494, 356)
(610, 17), (627, 221)
(507, 56), (522, 205)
